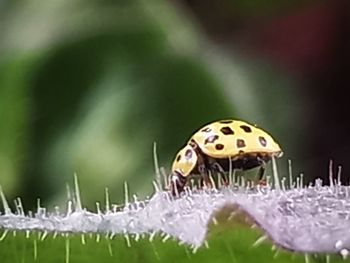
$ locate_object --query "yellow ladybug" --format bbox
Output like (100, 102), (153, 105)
(169, 120), (283, 195)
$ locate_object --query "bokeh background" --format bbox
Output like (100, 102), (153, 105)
(0, 0), (349, 210)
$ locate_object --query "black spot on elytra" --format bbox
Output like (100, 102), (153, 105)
(204, 135), (219, 144)
(236, 139), (246, 148)
(201, 127), (211, 132)
(240, 125), (252, 133)
(219, 120), (233, 124)
(215, 144), (224, 150)
(189, 140), (197, 149)
(239, 150), (245, 154)
(176, 154), (181, 162)
(259, 136), (267, 147)
(185, 149), (193, 159)
(220, 126), (234, 135)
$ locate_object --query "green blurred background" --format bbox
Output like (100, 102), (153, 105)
(0, 0), (349, 210)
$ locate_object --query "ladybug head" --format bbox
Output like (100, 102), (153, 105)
(169, 144), (198, 196)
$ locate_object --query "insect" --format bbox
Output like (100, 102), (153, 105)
(169, 119), (283, 196)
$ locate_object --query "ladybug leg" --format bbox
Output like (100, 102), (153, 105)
(197, 154), (213, 189)
(257, 165), (265, 180)
(198, 163), (212, 188)
(218, 166), (229, 186)
(256, 156), (267, 186)
(210, 160), (229, 187)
